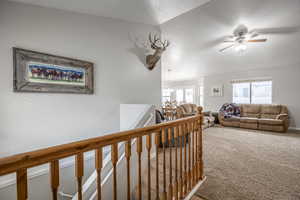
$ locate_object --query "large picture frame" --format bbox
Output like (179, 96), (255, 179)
(13, 48), (94, 94)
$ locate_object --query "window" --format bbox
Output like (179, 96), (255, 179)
(162, 88), (173, 103)
(233, 82), (251, 104)
(251, 81), (272, 104)
(199, 86), (204, 107)
(232, 80), (272, 104)
(162, 86), (200, 105)
(185, 88), (194, 103)
(176, 89), (184, 104)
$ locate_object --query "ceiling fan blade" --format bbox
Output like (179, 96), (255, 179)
(226, 35), (235, 39)
(223, 35), (236, 41)
(249, 32), (259, 38)
(247, 39), (267, 42)
(252, 26), (300, 35)
(219, 44), (235, 52)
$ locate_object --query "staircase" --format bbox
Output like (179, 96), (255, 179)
(0, 106), (205, 200)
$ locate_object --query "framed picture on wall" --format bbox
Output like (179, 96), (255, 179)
(210, 85), (223, 97)
(13, 48), (94, 94)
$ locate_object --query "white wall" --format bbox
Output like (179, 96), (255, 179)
(0, 1), (161, 157)
(162, 79), (203, 88)
(120, 104), (152, 130)
(204, 65), (300, 128)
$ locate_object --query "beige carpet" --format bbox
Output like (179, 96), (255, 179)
(196, 127), (300, 200)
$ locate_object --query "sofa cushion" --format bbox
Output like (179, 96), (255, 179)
(183, 113), (196, 117)
(182, 104), (193, 113)
(224, 116), (240, 121)
(261, 105), (282, 114)
(258, 118), (283, 125)
(177, 104), (200, 118)
(243, 113), (261, 118)
(242, 104), (261, 113)
(222, 120), (240, 127)
(241, 104), (261, 118)
(181, 104), (188, 113)
(260, 105), (282, 119)
(203, 111), (211, 116)
(240, 117), (258, 123)
(260, 114), (277, 119)
(191, 104), (198, 113)
(240, 123), (258, 129)
(259, 124), (284, 132)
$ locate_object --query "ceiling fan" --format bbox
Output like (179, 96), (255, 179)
(220, 24), (267, 52)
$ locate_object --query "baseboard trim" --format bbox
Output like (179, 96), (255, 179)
(288, 127), (300, 131)
(184, 176), (207, 200)
(0, 151), (96, 189)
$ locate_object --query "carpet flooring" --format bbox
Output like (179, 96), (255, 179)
(196, 127), (300, 200)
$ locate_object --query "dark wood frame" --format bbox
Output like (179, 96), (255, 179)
(13, 48), (94, 94)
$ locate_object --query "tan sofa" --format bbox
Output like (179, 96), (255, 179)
(219, 104), (289, 132)
(176, 104), (198, 118)
(176, 104), (215, 128)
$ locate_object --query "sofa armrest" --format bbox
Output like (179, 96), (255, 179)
(276, 114), (289, 132)
(218, 112), (225, 125)
(203, 111), (212, 117)
(182, 113), (195, 117)
(276, 114), (288, 121)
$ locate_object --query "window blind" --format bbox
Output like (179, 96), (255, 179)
(230, 77), (272, 84)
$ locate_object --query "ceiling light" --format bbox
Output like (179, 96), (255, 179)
(235, 44), (247, 52)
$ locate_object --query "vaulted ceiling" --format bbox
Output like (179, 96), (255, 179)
(7, 0), (300, 82)
(161, 0), (300, 81)
(8, 0), (210, 25)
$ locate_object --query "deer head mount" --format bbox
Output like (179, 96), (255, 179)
(146, 33), (170, 70)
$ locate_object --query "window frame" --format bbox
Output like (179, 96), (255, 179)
(232, 80), (272, 104)
(184, 88), (194, 104)
(162, 86), (198, 105)
(162, 88), (174, 103)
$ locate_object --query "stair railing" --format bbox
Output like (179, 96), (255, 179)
(0, 107), (204, 200)
(78, 106), (155, 200)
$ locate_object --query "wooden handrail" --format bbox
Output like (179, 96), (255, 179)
(0, 115), (196, 176)
(0, 107), (204, 200)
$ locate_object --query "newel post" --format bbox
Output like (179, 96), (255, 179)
(196, 106), (203, 180)
(196, 106), (203, 116)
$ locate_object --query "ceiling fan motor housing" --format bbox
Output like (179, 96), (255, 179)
(234, 24), (249, 37)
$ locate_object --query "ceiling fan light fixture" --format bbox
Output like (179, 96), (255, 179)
(235, 43), (247, 52)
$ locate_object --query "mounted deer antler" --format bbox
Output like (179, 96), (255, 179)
(146, 33), (170, 70)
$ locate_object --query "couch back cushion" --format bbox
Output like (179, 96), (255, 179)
(227, 103), (288, 121)
(260, 114), (277, 119)
(191, 104), (198, 112)
(180, 104), (197, 114)
(241, 104), (261, 118)
(181, 104), (192, 113)
(280, 105), (288, 115)
(260, 104), (282, 119)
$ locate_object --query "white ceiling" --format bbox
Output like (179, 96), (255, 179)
(7, 0), (300, 82)
(8, 0), (211, 25)
(161, 0), (300, 81)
